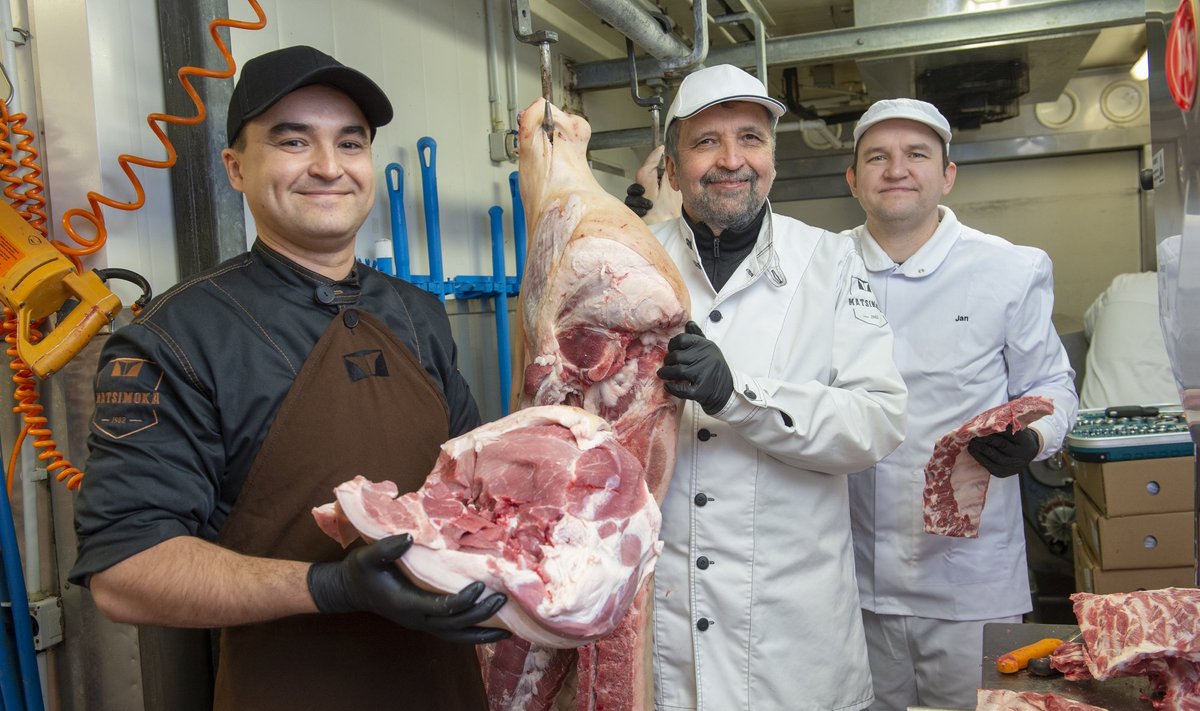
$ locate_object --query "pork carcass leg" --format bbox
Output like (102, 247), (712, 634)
(489, 97), (690, 711)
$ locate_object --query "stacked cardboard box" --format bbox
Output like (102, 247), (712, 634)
(1070, 454), (1197, 594)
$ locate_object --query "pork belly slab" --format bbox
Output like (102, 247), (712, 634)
(313, 405), (662, 648)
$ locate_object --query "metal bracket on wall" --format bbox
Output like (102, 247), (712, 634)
(510, 0), (558, 134)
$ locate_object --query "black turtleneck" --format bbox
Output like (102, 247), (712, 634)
(683, 203), (768, 292)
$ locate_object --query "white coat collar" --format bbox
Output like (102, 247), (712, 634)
(673, 199), (786, 291)
(857, 205), (960, 278)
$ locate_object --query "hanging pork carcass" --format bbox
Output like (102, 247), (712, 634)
(483, 97), (690, 711)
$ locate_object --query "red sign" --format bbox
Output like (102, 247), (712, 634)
(1167, 0), (1198, 111)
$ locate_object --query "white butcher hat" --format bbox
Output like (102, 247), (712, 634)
(853, 98), (953, 148)
(663, 64), (786, 136)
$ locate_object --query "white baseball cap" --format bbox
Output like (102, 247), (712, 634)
(853, 98), (952, 148)
(663, 64), (786, 137)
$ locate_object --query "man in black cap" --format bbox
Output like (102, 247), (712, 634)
(70, 45), (505, 710)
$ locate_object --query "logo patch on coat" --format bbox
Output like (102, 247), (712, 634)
(93, 357), (162, 439)
(344, 349), (389, 382)
(848, 276), (887, 327)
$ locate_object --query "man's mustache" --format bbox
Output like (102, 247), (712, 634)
(701, 169), (756, 185)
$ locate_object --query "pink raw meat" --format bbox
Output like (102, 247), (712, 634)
(976, 689), (1109, 711)
(312, 405), (662, 648)
(923, 396), (1054, 537)
(1049, 589), (1200, 711)
(488, 97), (690, 711)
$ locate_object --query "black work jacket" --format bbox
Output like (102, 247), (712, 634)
(69, 240), (480, 584)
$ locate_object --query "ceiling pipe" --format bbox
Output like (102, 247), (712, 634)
(574, 0), (689, 60)
(659, 0), (707, 72)
(572, 0), (1143, 91)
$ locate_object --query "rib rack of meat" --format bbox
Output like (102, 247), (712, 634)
(1050, 588), (1200, 711)
(923, 395), (1054, 537)
(485, 97), (690, 711)
(312, 405), (662, 648)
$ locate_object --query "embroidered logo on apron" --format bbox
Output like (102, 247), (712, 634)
(848, 276), (887, 327)
(344, 349), (389, 382)
(92, 357), (163, 439)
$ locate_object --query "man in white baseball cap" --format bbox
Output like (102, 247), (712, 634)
(844, 98), (1078, 711)
(649, 64), (908, 711)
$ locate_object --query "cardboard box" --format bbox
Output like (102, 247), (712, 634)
(1072, 524), (1197, 594)
(1074, 484), (1195, 570)
(1071, 454), (1195, 517)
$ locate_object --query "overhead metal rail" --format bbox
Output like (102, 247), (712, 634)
(572, 0), (1146, 91)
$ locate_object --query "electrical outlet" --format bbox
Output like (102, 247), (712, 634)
(30, 596), (63, 651)
(489, 130), (518, 163)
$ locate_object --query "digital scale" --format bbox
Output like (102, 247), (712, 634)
(1066, 406), (1195, 462)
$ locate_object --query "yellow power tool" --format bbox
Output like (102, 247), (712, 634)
(0, 199), (121, 378)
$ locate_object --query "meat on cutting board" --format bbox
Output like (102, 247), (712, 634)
(976, 689), (1109, 711)
(1070, 588), (1200, 677)
(487, 97), (690, 711)
(311, 405), (662, 648)
(923, 395), (1054, 537)
(1049, 588), (1200, 711)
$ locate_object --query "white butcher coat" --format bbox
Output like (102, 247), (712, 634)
(846, 206), (1079, 621)
(649, 208), (907, 711)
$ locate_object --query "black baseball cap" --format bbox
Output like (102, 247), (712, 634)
(226, 45), (393, 146)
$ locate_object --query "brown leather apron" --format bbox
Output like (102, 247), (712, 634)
(213, 307), (486, 710)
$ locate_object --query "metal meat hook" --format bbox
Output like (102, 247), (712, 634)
(626, 37), (664, 150)
(509, 0), (558, 139)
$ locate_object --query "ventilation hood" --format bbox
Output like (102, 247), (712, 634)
(854, 0), (1100, 127)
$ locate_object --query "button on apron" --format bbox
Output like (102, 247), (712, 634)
(697, 428), (712, 441)
(314, 285), (336, 305)
(696, 556), (710, 570)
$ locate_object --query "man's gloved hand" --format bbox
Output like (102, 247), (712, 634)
(308, 534), (510, 644)
(657, 321), (734, 415)
(967, 425), (1041, 478)
(625, 183), (653, 217)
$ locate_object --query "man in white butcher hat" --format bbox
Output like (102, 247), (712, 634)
(843, 98), (1078, 710)
(650, 63), (908, 710)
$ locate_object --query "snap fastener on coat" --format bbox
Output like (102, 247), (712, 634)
(697, 428), (712, 441)
(315, 285), (336, 305)
(696, 556), (710, 570)
(343, 309), (360, 328)
(696, 618), (711, 632)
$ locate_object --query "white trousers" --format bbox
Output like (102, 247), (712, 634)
(861, 609), (1022, 711)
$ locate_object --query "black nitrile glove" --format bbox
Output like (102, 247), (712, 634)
(967, 425), (1040, 478)
(657, 321), (734, 415)
(308, 534), (510, 644)
(625, 183), (654, 217)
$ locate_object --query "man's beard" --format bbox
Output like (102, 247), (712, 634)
(689, 168), (766, 233)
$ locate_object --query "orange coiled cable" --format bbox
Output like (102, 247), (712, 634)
(0, 0), (267, 492)
(0, 102), (44, 229)
(3, 312), (79, 491)
(0, 100), (65, 491)
(54, 0), (268, 269)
